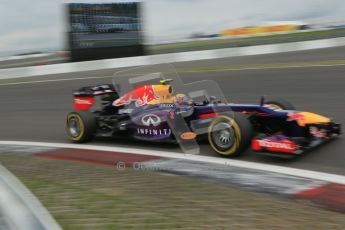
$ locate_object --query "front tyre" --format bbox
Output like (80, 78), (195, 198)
(208, 114), (253, 157)
(265, 98), (295, 110)
(65, 111), (97, 143)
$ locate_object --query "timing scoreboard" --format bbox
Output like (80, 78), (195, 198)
(67, 2), (144, 61)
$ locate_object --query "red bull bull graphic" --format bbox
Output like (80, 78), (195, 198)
(113, 85), (173, 107)
(113, 85), (156, 107)
(287, 112), (306, 122)
(288, 112), (330, 127)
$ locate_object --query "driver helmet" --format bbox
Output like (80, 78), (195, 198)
(175, 94), (191, 105)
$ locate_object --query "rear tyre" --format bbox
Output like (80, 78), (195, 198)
(208, 114), (253, 157)
(265, 98), (295, 110)
(65, 111), (97, 143)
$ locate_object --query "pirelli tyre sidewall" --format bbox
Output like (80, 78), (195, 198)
(208, 114), (253, 157)
(65, 111), (96, 143)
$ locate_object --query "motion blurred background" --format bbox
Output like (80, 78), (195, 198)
(1, 0), (345, 64)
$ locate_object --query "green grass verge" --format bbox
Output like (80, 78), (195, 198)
(1, 154), (345, 230)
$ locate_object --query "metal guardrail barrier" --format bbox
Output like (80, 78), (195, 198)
(1, 37), (345, 81)
(0, 164), (61, 230)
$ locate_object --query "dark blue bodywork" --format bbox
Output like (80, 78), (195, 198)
(124, 103), (303, 141)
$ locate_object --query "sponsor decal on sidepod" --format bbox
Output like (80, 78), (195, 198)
(136, 113), (172, 137)
(141, 114), (161, 127)
(136, 128), (171, 136)
(180, 132), (197, 140)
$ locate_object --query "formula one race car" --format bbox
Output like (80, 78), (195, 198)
(65, 79), (341, 158)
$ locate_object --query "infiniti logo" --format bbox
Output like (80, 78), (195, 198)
(142, 114), (161, 127)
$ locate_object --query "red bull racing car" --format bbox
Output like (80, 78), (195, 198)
(65, 79), (341, 157)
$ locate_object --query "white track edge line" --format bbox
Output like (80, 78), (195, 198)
(0, 140), (344, 185)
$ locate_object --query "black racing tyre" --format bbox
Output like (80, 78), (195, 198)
(65, 111), (97, 143)
(265, 98), (296, 110)
(208, 113), (254, 157)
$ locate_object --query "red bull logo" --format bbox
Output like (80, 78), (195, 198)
(113, 85), (157, 107)
(287, 112), (305, 122)
(113, 85), (173, 107)
(287, 112), (330, 127)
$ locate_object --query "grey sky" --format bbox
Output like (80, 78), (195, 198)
(1, 0), (345, 56)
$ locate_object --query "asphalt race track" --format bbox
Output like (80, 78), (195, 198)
(0, 46), (344, 175)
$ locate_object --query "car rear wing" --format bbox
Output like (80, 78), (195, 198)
(73, 84), (117, 110)
(73, 84), (116, 97)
